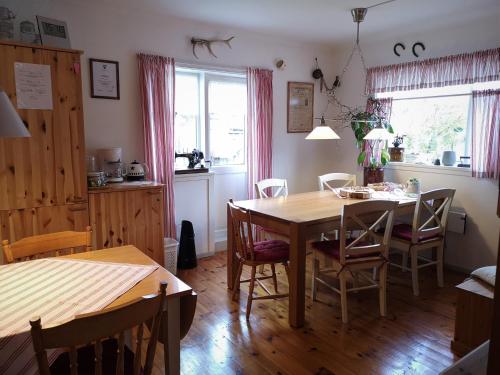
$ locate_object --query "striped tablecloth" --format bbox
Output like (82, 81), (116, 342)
(0, 258), (158, 375)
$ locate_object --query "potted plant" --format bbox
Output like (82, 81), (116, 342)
(388, 134), (406, 162)
(350, 100), (393, 185)
(441, 126), (464, 166)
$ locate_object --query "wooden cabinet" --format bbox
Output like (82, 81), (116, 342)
(89, 184), (165, 264)
(451, 278), (494, 356)
(0, 41), (87, 210)
(0, 41), (88, 263)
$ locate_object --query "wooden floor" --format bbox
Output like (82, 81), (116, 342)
(167, 252), (463, 374)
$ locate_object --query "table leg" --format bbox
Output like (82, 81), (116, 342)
(288, 222), (306, 328)
(227, 203), (236, 290)
(167, 297), (180, 375)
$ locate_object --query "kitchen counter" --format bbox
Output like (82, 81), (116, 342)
(88, 181), (164, 193)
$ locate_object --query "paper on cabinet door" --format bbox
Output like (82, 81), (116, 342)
(14, 62), (53, 110)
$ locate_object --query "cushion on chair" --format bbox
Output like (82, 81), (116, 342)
(251, 240), (290, 262)
(311, 239), (379, 260)
(391, 223), (441, 242)
(50, 338), (136, 375)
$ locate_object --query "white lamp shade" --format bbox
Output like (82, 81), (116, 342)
(305, 125), (340, 140)
(363, 127), (392, 140)
(0, 91), (30, 138)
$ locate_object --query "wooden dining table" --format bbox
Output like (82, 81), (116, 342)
(60, 246), (196, 375)
(227, 190), (416, 328)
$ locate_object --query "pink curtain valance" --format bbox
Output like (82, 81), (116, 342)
(366, 47), (500, 94)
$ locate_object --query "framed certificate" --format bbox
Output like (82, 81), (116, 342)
(89, 58), (120, 100)
(287, 81), (314, 133)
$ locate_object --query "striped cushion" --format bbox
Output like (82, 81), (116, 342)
(251, 240), (290, 262)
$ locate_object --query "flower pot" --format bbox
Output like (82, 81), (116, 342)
(389, 147), (404, 162)
(363, 167), (384, 186)
(442, 151), (456, 166)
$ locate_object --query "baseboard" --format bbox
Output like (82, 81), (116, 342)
(215, 228), (227, 251)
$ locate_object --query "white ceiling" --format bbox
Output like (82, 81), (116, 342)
(95, 0), (500, 45)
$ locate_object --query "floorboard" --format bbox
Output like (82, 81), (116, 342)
(155, 252), (464, 374)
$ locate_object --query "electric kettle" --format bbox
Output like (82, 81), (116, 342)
(126, 160), (148, 181)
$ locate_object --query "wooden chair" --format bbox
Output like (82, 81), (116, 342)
(389, 188), (455, 296)
(228, 199), (290, 320)
(318, 173), (356, 241)
(318, 173), (357, 191)
(255, 178), (288, 199)
(2, 226), (93, 263)
(311, 200), (397, 323)
(255, 178), (290, 273)
(30, 281), (168, 375)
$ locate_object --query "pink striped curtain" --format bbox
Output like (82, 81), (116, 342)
(366, 48), (500, 94)
(471, 89), (500, 179)
(137, 54), (176, 237)
(363, 98), (393, 167)
(247, 68), (273, 199)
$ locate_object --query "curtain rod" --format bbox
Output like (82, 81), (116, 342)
(379, 92), (473, 101)
(175, 59), (247, 75)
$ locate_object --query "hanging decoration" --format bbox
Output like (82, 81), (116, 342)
(308, 1), (398, 141)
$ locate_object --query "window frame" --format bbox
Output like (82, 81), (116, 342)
(174, 65), (247, 174)
(376, 80), (500, 170)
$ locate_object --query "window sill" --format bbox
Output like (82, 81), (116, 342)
(386, 162), (472, 177)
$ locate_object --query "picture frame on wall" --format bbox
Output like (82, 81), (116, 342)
(287, 81), (314, 133)
(36, 16), (71, 48)
(89, 58), (120, 100)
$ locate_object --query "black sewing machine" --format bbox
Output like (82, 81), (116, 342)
(175, 149), (209, 174)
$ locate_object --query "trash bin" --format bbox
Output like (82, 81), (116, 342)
(164, 238), (179, 275)
(177, 220), (197, 269)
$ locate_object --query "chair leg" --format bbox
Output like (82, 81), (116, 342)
(436, 243), (444, 288)
(372, 267), (378, 281)
(378, 263), (388, 317)
(271, 264), (278, 293)
(410, 248), (419, 296)
(339, 272), (348, 323)
(312, 257), (319, 301)
(232, 262), (243, 301)
(246, 266), (256, 320)
(402, 252), (408, 272)
(258, 264), (265, 274)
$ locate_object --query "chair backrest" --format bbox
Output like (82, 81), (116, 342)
(2, 226), (93, 264)
(228, 199), (256, 261)
(30, 281), (168, 375)
(255, 178), (288, 198)
(318, 173), (356, 191)
(410, 188), (456, 244)
(339, 200), (397, 265)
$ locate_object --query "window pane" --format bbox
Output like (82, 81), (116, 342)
(175, 73), (200, 169)
(208, 79), (246, 166)
(389, 95), (470, 164)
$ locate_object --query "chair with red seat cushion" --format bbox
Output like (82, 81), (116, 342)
(228, 199), (290, 320)
(310, 200), (397, 323)
(254, 178), (290, 274)
(389, 188), (455, 296)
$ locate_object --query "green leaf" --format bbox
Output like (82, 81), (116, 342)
(381, 149), (390, 166)
(387, 124), (394, 134)
(357, 151), (366, 165)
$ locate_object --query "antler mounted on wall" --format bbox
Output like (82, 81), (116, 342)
(190, 36), (235, 59)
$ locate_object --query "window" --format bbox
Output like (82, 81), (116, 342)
(174, 67), (247, 171)
(377, 81), (500, 165)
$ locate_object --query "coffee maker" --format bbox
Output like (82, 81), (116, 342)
(98, 148), (126, 183)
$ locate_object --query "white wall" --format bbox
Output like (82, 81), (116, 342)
(6, 0), (337, 243)
(328, 14), (500, 271)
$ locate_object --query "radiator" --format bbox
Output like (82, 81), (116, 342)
(447, 209), (467, 234)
